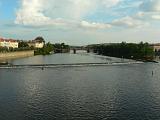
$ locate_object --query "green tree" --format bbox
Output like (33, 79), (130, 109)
(93, 42), (154, 61)
(18, 41), (29, 48)
(35, 36), (45, 43)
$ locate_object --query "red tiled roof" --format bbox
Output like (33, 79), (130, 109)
(0, 38), (17, 42)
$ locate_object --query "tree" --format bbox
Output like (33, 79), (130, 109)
(53, 43), (70, 53)
(34, 42), (54, 55)
(18, 41), (29, 48)
(35, 36), (45, 43)
(92, 42), (154, 60)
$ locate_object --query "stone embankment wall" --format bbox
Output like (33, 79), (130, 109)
(0, 50), (34, 60)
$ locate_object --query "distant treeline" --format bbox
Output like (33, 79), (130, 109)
(91, 42), (154, 60)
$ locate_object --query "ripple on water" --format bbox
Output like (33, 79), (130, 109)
(0, 63), (160, 120)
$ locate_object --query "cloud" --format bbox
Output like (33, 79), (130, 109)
(80, 21), (111, 29)
(101, 0), (120, 8)
(112, 16), (148, 28)
(15, 0), (50, 25)
(16, 0), (158, 30)
(151, 15), (160, 20)
(15, 0), (121, 28)
(138, 0), (160, 20)
(136, 12), (160, 20)
(43, 0), (96, 20)
(140, 0), (160, 12)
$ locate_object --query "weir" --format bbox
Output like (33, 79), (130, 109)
(0, 62), (143, 69)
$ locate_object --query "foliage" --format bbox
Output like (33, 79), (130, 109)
(92, 42), (154, 60)
(18, 41), (29, 48)
(35, 36), (45, 43)
(34, 42), (54, 55)
(53, 43), (70, 53)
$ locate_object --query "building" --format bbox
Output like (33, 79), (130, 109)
(150, 44), (160, 52)
(28, 39), (44, 48)
(0, 38), (18, 48)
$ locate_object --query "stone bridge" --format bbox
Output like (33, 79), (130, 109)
(70, 46), (93, 54)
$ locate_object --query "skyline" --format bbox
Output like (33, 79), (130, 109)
(0, 0), (160, 45)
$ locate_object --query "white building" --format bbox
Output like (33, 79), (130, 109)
(0, 38), (18, 48)
(28, 39), (44, 48)
(150, 44), (160, 52)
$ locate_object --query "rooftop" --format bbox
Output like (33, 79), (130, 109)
(0, 38), (18, 42)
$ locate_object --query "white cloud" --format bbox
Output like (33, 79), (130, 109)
(112, 16), (148, 28)
(140, 0), (160, 12)
(138, 0), (160, 20)
(15, 0), (50, 25)
(80, 21), (111, 29)
(101, 0), (120, 8)
(151, 15), (160, 20)
(135, 11), (160, 22)
(15, 0), (121, 28)
(43, 0), (96, 20)
(16, 0), (154, 30)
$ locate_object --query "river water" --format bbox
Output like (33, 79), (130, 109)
(8, 51), (132, 65)
(0, 52), (160, 120)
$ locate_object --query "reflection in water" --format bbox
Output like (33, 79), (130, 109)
(0, 53), (160, 120)
(8, 52), (133, 65)
(0, 63), (160, 119)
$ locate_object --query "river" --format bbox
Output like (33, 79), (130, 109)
(0, 51), (160, 120)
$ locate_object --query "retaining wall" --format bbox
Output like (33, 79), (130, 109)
(0, 50), (34, 60)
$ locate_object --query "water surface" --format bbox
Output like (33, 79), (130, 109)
(0, 53), (160, 120)
(8, 52), (132, 65)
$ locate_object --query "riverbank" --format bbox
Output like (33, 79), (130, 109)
(91, 42), (154, 62)
(0, 50), (34, 62)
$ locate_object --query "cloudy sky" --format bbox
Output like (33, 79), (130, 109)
(0, 0), (160, 45)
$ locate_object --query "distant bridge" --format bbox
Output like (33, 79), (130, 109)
(70, 46), (87, 50)
(70, 46), (93, 53)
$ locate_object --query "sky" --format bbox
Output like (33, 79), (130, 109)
(0, 0), (160, 45)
